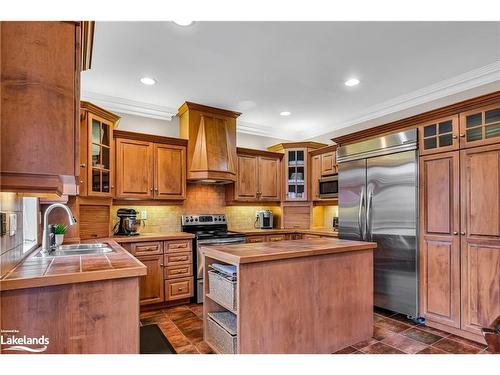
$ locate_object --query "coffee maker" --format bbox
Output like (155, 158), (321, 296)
(255, 210), (274, 229)
(114, 208), (142, 236)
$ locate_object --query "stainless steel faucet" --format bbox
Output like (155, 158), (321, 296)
(42, 203), (77, 252)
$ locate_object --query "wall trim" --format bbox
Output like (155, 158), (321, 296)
(81, 91), (177, 121)
(307, 61), (500, 140)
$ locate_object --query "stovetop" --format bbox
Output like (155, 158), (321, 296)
(181, 214), (244, 240)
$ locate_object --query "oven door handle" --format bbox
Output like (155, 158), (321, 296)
(197, 238), (246, 245)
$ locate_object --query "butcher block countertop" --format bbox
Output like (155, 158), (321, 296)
(0, 239), (146, 291)
(112, 231), (194, 243)
(201, 237), (375, 265)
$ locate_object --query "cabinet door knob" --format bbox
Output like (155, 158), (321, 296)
(460, 231), (466, 235)
(460, 134), (465, 138)
(452, 135), (458, 139)
(160, 263), (164, 267)
(155, 187), (158, 192)
(150, 187), (153, 191)
(453, 231), (458, 235)
(80, 163), (86, 168)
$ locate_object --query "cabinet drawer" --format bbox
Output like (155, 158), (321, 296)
(303, 234), (320, 239)
(165, 252), (192, 266)
(165, 240), (192, 253)
(165, 277), (193, 301)
(129, 241), (163, 256)
(165, 264), (193, 279)
(246, 235), (266, 243)
(267, 234), (286, 242)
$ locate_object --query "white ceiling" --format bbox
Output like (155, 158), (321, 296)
(82, 21), (500, 142)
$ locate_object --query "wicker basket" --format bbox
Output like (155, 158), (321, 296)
(208, 270), (237, 311)
(207, 317), (237, 354)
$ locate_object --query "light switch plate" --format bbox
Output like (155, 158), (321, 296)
(9, 213), (17, 236)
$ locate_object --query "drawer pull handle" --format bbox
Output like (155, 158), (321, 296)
(170, 243), (188, 248)
(172, 256), (188, 261)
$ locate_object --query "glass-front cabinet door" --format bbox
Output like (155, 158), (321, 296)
(418, 115), (459, 156)
(88, 113), (113, 196)
(286, 149), (307, 200)
(460, 104), (500, 149)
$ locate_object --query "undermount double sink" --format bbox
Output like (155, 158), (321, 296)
(35, 243), (115, 257)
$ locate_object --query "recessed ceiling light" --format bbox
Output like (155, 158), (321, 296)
(140, 77), (156, 86)
(280, 111), (291, 116)
(173, 20), (194, 26)
(345, 78), (360, 87)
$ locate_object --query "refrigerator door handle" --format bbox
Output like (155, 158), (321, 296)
(366, 187), (373, 241)
(358, 187), (365, 240)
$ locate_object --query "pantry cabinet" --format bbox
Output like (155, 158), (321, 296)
(419, 151), (461, 329)
(226, 148), (282, 203)
(419, 141), (500, 342)
(114, 131), (187, 201)
(460, 143), (500, 337)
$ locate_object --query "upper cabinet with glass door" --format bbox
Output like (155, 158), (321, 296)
(460, 104), (500, 148)
(80, 101), (120, 197)
(418, 115), (459, 156)
(267, 142), (327, 202)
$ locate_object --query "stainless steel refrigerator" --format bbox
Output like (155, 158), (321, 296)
(337, 129), (419, 318)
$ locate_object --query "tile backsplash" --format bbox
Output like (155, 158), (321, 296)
(312, 205), (339, 228)
(113, 184), (282, 233)
(0, 193), (25, 277)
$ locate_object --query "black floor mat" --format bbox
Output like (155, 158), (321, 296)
(140, 324), (177, 354)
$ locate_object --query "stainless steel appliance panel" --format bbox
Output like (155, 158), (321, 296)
(338, 159), (367, 241)
(366, 150), (418, 317)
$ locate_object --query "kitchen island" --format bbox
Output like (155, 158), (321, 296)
(201, 237), (377, 354)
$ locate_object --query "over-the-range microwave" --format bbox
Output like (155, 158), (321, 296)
(319, 174), (338, 199)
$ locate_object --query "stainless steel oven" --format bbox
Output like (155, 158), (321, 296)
(319, 174), (338, 199)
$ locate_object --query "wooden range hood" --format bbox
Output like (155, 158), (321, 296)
(178, 102), (241, 183)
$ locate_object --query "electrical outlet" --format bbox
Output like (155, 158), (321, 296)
(9, 213), (17, 236)
(141, 210), (148, 220)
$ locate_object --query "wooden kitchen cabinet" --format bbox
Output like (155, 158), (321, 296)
(0, 21), (82, 194)
(80, 101), (120, 197)
(419, 142), (500, 343)
(136, 254), (165, 305)
(321, 151), (336, 176)
(418, 115), (460, 156)
(227, 148), (282, 202)
(459, 103), (500, 149)
(118, 238), (193, 306)
(267, 142), (327, 201)
(114, 131), (187, 201)
(154, 143), (186, 199)
(419, 151), (461, 329)
(460, 143), (500, 337)
(115, 138), (154, 199)
(311, 155), (321, 200)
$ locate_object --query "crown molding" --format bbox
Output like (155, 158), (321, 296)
(236, 120), (285, 139)
(81, 91), (177, 121)
(304, 61), (500, 140)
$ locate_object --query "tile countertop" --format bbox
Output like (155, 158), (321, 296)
(112, 232), (194, 243)
(0, 239), (147, 292)
(201, 237), (375, 265)
(230, 228), (339, 237)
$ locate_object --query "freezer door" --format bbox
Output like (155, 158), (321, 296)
(366, 150), (418, 317)
(338, 159), (367, 241)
